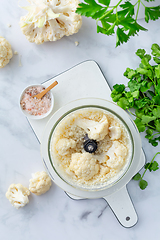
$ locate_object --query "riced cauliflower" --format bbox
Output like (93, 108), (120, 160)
(109, 125), (121, 140)
(76, 115), (109, 141)
(29, 171), (52, 195)
(19, 0), (82, 44)
(106, 141), (127, 169)
(0, 36), (13, 68)
(50, 108), (132, 189)
(69, 152), (100, 180)
(6, 183), (30, 209)
(56, 138), (76, 156)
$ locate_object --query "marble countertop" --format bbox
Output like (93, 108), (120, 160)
(1, 1), (160, 239)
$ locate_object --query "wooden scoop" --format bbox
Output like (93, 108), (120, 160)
(32, 81), (58, 99)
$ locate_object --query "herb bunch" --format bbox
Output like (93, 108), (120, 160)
(76, 0), (160, 47)
(111, 43), (160, 189)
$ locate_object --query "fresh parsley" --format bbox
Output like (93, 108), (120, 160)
(133, 152), (160, 190)
(111, 43), (160, 189)
(76, 0), (160, 47)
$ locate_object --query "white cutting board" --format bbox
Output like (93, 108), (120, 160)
(28, 60), (112, 142)
(27, 60), (145, 228)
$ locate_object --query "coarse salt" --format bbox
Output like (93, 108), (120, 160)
(20, 86), (51, 116)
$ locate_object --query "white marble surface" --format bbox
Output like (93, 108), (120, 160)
(1, 0), (160, 239)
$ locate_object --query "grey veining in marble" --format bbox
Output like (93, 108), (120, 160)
(1, 0), (160, 239)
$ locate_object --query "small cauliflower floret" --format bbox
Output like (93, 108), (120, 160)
(93, 153), (109, 163)
(29, 171), (52, 195)
(0, 36), (13, 68)
(69, 152), (100, 180)
(6, 184), (30, 209)
(19, 0), (82, 44)
(76, 115), (109, 141)
(100, 165), (110, 176)
(109, 125), (121, 140)
(56, 138), (76, 156)
(106, 141), (127, 169)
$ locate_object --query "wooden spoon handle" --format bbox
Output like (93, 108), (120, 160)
(33, 81), (58, 99)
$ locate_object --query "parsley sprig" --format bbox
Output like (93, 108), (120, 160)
(76, 0), (160, 47)
(133, 152), (160, 189)
(111, 43), (160, 189)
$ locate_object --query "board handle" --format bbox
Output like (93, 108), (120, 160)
(103, 186), (138, 228)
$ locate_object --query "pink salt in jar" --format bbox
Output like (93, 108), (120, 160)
(20, 84), (54, 119)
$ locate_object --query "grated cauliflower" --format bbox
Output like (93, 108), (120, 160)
(56, 138), (76, 156)
(69, 152), (100, 180)
(29, 171), (52, 195)
(76, 115), (109, 141)
(106, 141), (127, 169)
(6, 183), (30, 209)
(19, 0), (82, 44)
(0, 36), (13, 68)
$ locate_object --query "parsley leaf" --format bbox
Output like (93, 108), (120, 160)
(76, 0), (160, 47)
(139, 180), (148, 190)
(151, 43), (160, 57)
(132, 152), (160, 190)
(145, 161), (159, 171)
(111, 44), (160, 190)
(145, 6), (160, 23)
(132, 173), (141, 181)
(113, 84), (125, 93)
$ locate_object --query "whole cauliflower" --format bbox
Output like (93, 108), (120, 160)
(76, 115), (109, 141)
(106, 141), (127, 169)
(69, 152), (100, 180)
(6, 184), (30, 209)
(29, 171), (52, 195)
(19, 0), (82, 44)
(0, 36), (13, 68)
(56, 138), (76, 156)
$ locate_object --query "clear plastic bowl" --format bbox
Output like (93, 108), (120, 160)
(41, 98), (142, 199)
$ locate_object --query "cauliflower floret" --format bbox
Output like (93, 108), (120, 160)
(69, 152), (100, 180)
(109, 125), (121, 140)
(56, 138), (76, 156)
(76, 115), (109, 141)
(19, 0), (82, 44)
(29, 171), (52, 195)
(100, 165), (110, 176)
(93, 153), (109, 163)
(0, 36), (13, 68)
(6, 184), (30, 209)
(106, 141), (127, 169)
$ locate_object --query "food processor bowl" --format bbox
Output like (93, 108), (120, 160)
(41, 98), (142, 199)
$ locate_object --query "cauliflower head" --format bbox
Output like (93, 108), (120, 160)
(6, 183), (30, 209)
(29, 171), (52, 195)
(56, 138), (76, 156)
(76, 115), (109, 141)
(106, 141), (127, 169)
(0, 36), (13, 68)
(19, 0), (82, 44)
(69, 152), (100, 180)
